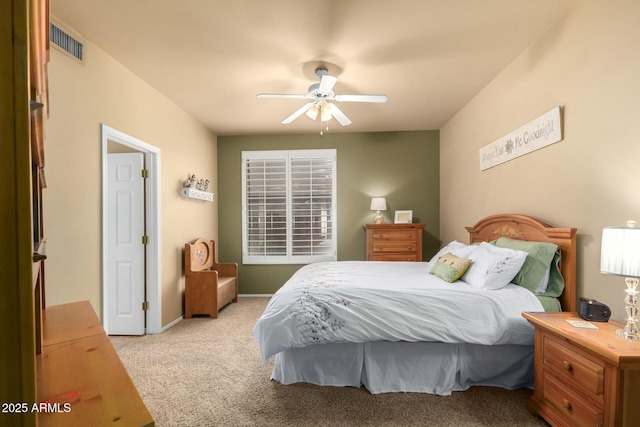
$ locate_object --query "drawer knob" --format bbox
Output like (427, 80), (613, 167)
(562, 360), (573, 371)
(562, 399), (572, 411)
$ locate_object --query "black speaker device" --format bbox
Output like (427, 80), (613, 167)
(578, 297), (611, 322)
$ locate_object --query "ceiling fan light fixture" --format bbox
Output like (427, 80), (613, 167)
(320, 104), (332, 122)
(306, 105), (319, 120)
(305, 103), (332, 122)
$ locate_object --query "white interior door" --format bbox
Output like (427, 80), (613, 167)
(107, 153), (146, 335)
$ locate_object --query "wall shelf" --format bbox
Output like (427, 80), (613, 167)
(180, 187), (214, 202)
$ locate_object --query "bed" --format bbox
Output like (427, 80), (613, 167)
(254, 214), (577, 395)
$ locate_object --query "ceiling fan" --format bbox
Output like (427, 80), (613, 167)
(257, 68), (388, 128)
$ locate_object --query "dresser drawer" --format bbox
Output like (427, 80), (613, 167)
(370, 253), (420, 262)
(543, 335), (604, 403)
(371, 242), (418, 254)
(371, 230), (419, 242)
(543, 372), (604, 427)
(365, 223), (425, 263)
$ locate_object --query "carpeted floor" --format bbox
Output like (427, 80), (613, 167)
(110, 297), (549, 427)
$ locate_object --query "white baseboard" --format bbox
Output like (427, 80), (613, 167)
(158, 315), (183, 333)
(153, 295), (272, 334)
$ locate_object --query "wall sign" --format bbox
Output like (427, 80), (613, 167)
(479, 106), (562, 171)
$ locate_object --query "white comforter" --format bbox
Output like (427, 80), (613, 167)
(254, 261), (544, 363)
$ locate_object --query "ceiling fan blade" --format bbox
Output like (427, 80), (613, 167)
(281, 103), (314, 124)
(257, 93), (308, 99)
(333, 94), (388, 103)
(327, 103), (352, 126)
(318, 75), (337, 93)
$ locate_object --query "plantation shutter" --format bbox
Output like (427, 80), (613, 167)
(242, 150), (337, 264)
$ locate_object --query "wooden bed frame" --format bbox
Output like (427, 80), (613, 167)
(465, 214), (577, 312)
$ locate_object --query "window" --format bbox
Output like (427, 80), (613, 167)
(242, 149), (337, 264)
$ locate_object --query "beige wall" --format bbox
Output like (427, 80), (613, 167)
(440, 0), (640, 323)
(45, 30), (218, 327)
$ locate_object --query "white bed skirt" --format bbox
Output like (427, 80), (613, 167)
(271, 341), (534, 396)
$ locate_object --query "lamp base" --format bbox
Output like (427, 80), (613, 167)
(373, 211), (384, 224)
(620, 277), (640, 340)
(616, 328), (640, 340)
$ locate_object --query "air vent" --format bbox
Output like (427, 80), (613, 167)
(50, 23), (84, 62)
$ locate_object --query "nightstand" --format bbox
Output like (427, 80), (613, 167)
(364, 223), (425, 261)
(522, 311), (640, 427)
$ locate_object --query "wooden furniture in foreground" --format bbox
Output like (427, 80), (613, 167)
(523, 311), (640, 427)
(184, 238), (238, 318)
(365, 223), (426, 261)
(3, 0), (49, 424)
(37, 301), (154, 426)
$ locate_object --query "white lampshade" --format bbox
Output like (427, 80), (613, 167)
(370, 197), (387, 211)
(601, 221), (640, 340)
(601, 224), (640, 277)
(305, 104), (333, 122)
(321, 104), (333, 121)
(306, 105), (319, 120)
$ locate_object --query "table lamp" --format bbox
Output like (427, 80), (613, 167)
(600, 220), (640, 340)
(370, 198), (387, 224)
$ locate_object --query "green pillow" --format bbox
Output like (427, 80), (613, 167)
(542, 249), (565, 298)
(493, 237), (558, 293)
(536, 294), (562, 312)
(429, 253), (472, 283)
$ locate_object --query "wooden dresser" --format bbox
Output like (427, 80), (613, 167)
(522, 311), (640, 427)
(365, 223), (425, 261)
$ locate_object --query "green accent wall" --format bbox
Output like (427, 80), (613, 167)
(217, 130), (439, 294)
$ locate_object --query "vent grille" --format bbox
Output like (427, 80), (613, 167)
(50, 23), (84, 62)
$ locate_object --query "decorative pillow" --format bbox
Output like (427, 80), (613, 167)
(492, 237), (558, 294)
(461, 242), (528, 290)
(429, 253), (472, 283)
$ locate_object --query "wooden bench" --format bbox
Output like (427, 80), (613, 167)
(184, 238), (238, 319)
(36, 301), (154, 426)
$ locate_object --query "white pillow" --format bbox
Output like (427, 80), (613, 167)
(451, 244), (478, 259)
(429, 241), (468, 264)
(461, 242), (528, 290)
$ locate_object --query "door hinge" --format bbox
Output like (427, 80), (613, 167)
(142, 301), (149, 311)
(141, 169), (149, 178)
(142, 235), (149, 245)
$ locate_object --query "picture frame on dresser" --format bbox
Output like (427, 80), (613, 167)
(394, 210), (413, 224)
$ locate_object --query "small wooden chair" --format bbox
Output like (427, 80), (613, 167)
(184, 238), (238, 319)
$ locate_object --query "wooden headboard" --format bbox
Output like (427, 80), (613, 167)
(465, 214), (577, 312)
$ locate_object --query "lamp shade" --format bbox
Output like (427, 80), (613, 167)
(601, 225), (640, 277)
(305, 104), (333, 122)
(370, 197), (387, 211)
(305, 105), (319, 120)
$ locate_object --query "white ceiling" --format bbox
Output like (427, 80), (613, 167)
(50, 0), (577, 136)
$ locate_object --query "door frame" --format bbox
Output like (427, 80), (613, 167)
(101, 124), (161, 334)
